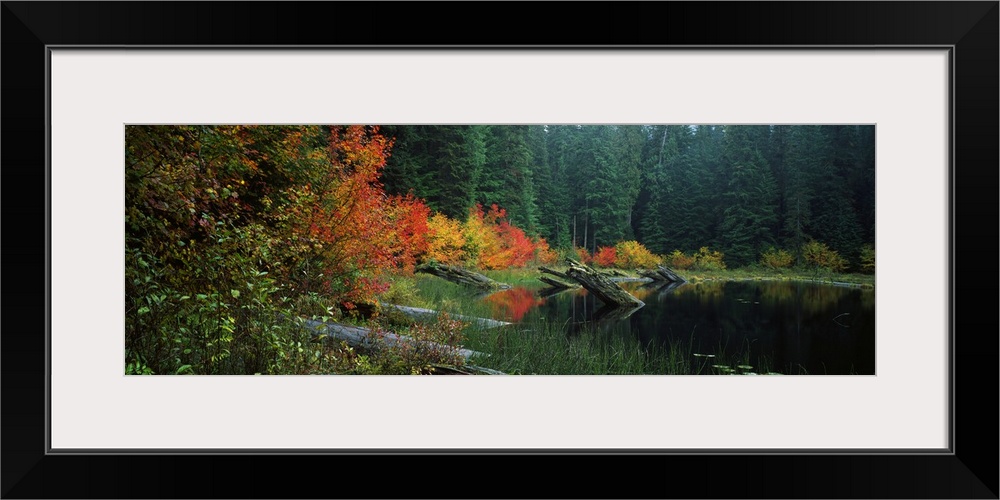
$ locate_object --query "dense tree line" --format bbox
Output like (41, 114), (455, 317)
(380, 125), (875, 270)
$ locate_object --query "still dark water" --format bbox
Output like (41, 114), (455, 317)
(479, 280), (875, 375)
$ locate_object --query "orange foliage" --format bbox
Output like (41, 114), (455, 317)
(667, 250), (696, 270)
(574, 247), (592, 264)
(463, 203), (538, 270)
(291, 125), (400, 304)
(593, 246), (617, 267)
(496, 220), (536, 268)
(533, 237), (559, 265)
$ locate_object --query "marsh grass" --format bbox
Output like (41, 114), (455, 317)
(460, 319), (692, 375)
(379, 270), (823, 375)
(683, 266), (874, 288)
(454, 319), (789, 375)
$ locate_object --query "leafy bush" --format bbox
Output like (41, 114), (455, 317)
(425, 212), (467, 265)
(666, 250), (696, 270)
(801, 240), (847, 272)
(532, 237), (560, 266)
(614, 240), (662, 269)
(593, 246), (617, 268)
(574, 247), (592, 265)
(692, 247), (727, 271)
(359, 313), (469, 374)
(859, 244), (875, 274)
(760, 247), (794, 269)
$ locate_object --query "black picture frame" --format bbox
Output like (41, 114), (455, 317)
(3, 2), (997, 498)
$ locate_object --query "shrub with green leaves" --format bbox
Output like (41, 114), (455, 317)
(358, 313), (469, 374)
(859, 244), (875, 274)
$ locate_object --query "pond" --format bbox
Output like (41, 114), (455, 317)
(421, 278), (875, 375)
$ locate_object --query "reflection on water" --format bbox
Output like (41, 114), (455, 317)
(483, 287), (547, 322)
(492, 280), (875, 375)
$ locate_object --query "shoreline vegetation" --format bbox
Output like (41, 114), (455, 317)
(126, 125), (875, 375)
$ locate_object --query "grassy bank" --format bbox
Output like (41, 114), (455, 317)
(678, 266), (874, 288)
(459, 319), (791, 375)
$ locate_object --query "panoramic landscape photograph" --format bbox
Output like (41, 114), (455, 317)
(125, 124), (875, 375)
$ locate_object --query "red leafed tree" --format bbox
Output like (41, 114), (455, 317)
(593, 246), (617, 268)
(291, 125), (400, 305)
(467, 203), (539, 270)
(495, 220), (536, 268)
(385, 192), (431, 273)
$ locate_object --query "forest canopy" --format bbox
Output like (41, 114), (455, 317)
(379, 124), (874, 268)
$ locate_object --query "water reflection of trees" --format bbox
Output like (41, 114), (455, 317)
(483, 287), (546, 322)
(477, 280), (874, 374)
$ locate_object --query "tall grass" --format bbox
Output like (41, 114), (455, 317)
(383, 271), (814, 375)
(461, 319), (692, 375)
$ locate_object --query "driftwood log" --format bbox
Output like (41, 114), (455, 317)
(416, 263), (511, 290)
(538, 276), (580, 289)
(381, 303), (512, 328)
(563, 259), (645, 308)
(425, 364), (507, 375)
(297, 317), (485, 361)
(538, 267), (581, 290)
(640, 265), (687, 283)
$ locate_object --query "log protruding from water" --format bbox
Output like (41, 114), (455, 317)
(538, 267), (581, 289)
(415, 263), (512, 291)
(640, 265), (687, 283)
(563, 258), (645, 308)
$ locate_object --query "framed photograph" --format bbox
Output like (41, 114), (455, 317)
(4, 2), (996, 498)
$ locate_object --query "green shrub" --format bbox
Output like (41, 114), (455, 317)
(859, 244), (875, 274)
(358, 313), (470, 374)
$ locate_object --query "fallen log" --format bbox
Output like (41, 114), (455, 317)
(640, 265), (687, 283)
(426, 364), (507, 375)
(381, 303), (512, 328)
(415, 263), (511, 290)
(538, 266), (574, 282)
(538, 276), (580, 289)
(658, 265), (687, 283)
(297, 316), (485, 361)
(564, 258), (645, 308)
(607, 276), (653, 283)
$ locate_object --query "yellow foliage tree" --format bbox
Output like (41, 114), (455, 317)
(425, 213), (466, 265)
(614, 240), (662, 269)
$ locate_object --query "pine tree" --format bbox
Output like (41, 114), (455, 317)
(718, 126), (779, 266)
